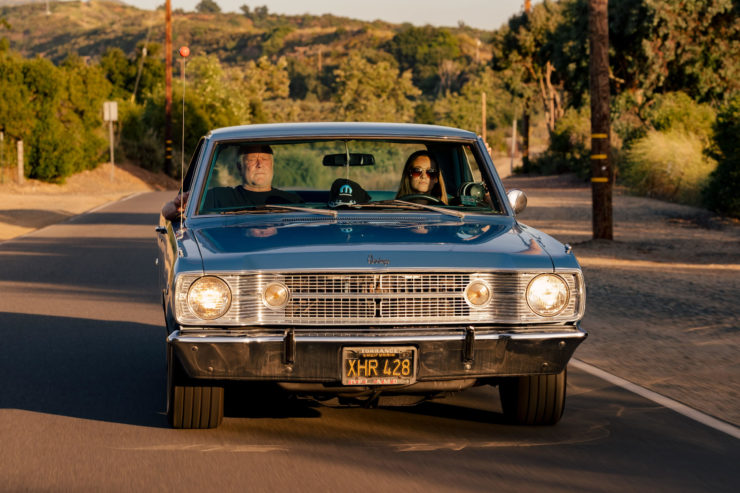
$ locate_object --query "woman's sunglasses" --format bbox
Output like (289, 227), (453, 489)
(409, 167), (439, 178)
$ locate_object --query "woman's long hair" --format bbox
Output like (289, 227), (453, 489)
(395, 150), (448, 204)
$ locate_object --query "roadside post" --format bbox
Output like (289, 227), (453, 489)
(0, 131), (4, 183)
(103, 101), (118, 180)
(17, 140), (23, 185)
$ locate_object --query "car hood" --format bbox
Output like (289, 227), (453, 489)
(189, 214), (570, 272)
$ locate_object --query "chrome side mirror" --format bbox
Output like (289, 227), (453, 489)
(507, 189), (527, 215)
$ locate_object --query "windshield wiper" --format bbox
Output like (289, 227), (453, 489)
(263, 204), (337, 217)
(219, 205), (337, 217)
(354, 200), (467, 220)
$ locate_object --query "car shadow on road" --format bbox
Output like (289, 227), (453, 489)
(389, 399), (509, 425)
(221, 383), (507, 423)
(0, 311), (168, 428)
(66, 211), (159, 226)
(223, 383), (323, 419)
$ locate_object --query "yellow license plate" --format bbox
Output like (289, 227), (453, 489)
(341, 346), (417, 385)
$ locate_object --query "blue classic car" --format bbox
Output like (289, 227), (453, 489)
(157, 122), (587, 429)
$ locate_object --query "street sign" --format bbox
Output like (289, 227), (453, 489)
(103, 101), (118, 122)
(103, 101), (117, 176)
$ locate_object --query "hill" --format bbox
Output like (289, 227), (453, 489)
(0, 1), (493, 65)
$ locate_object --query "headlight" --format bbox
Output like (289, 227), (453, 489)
(262, 282), (290, 309)
(187, 276), (232, 320)
(526, 274), (569, 316)
(464, 279), (492, 307)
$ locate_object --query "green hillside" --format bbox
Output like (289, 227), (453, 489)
(0, 1), (491, 65)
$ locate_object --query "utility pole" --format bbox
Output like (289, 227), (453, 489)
(589, 0), (613, 239)
(164, 0), (173, 176)
(521, 0), (531, 173)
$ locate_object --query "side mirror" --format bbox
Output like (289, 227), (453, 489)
(507, 189), (527, 215)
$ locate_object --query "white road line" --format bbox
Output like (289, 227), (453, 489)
(571, 358), (740, 440)
(84, 191), (143, 214)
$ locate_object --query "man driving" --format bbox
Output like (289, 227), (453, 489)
(161, 144), (302, 220)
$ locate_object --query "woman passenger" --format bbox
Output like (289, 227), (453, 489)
(395, 150), (448, 204)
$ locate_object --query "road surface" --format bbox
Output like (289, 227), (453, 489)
(0, 191), (737, 491)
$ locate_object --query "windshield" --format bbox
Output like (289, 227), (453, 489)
(195, 139), (505, 215)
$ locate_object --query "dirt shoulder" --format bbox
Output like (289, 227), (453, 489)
(0, 162), (177, 241)
(507, 174), (740, 426)
(1, 168), (737, 426)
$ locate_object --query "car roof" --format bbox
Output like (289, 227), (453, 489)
(207, 122), (478, 142)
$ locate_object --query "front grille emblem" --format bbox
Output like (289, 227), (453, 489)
(367, 254), (390, 266)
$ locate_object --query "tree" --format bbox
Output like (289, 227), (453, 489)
(100, 47), (134, 99)
(493, 0), (566, 135)
(548, 0), (739, 106)
(187, 55), (251, 127)
(387, 25), (461, 95)
(433, 68), (513, 134)
(333, 53), (420, 122)
(639, 0), (739, 103)
(262, 26), (293, 57)
(240, 56), (290, 122)
(704, 94), (740, 217)
(195, 0), (221, 13)
(241, 56), (290, 101)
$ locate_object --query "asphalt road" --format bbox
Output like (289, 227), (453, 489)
(0, 191), (737, 492)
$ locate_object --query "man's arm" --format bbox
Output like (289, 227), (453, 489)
(162, 191), (189, 221)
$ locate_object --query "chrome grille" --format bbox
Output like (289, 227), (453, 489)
(286, 298), (376, 319)
(280, 274), (469, 294)
(380, 297), (469, 318)
(176, 271), (584, 326)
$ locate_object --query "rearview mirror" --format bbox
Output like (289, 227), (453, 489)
(322, 153), (375, 166)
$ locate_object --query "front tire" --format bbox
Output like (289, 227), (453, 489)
(498, 369), (566, 425)
(167, 346), (224, 429)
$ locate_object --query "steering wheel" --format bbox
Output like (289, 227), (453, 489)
(397, 194), (443, 204)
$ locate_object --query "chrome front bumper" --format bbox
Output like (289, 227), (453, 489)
(169, 325), (587, 383)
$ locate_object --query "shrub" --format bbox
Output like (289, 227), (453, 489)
(120, 91), (211, 176)
(525, 106), (591, 178)
(612, 91), (647, 147)
(21, 56), (109, 182)
(27, 111), (79, 182)
(622, 130), (716, 205)
(703, 95), (740, 217)
(643, 91), (715, 143)
(119, 101), (164, 174)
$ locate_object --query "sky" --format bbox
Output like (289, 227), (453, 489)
(121, 1), (538, 32)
